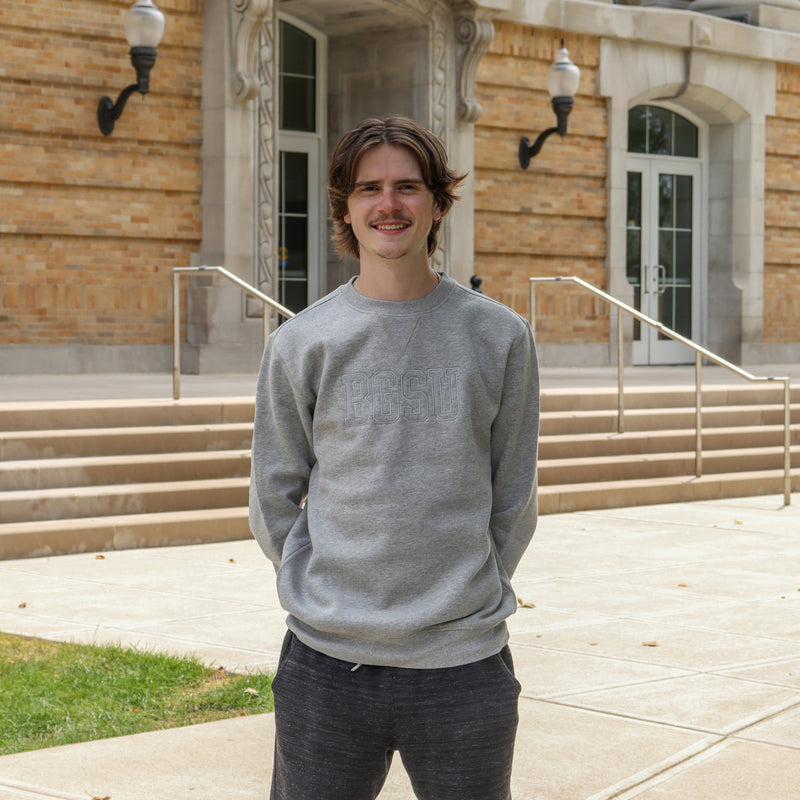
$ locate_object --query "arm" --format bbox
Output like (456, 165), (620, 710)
(248, 335), (316, 569)
(489, 323), (540, 578)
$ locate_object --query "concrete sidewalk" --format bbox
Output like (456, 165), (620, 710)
(0, 493), (798, 799)
(3, 362), (800, 401)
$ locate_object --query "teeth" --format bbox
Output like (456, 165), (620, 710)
(375, 223), (407, 230)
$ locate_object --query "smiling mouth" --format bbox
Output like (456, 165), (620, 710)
(372, 221), (410, 231)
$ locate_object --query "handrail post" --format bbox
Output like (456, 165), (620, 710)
(784, 379), (792, 506)
(617, 307), (624, 434)
(170, 265), (295, 402)
(528, 280), (536, 334)
(695, 350), (702, 477)
(528, 274), (791, 505)
(173, 269), (181, 401)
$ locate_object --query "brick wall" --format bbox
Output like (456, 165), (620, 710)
(0, 0), (203, 349)
(473, 23), (609, 343)
(764, 62), (800, 343)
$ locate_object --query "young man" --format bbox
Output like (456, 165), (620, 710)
(249, 116), (539, 800)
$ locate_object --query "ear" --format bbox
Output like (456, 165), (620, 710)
(432, 204), (442, 222)
(344, 212), (351, 225)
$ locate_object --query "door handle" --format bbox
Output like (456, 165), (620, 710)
(655, 264), (667, 295)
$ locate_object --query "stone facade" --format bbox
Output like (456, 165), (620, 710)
(2, 0), (800, 373)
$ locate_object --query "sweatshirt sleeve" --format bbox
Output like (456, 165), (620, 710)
(489, 322), (540, 578)
(248, 334), (316, 569)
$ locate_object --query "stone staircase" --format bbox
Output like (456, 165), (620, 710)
(538, 383), (800, 513)
(0, 383), (798, 559)
(0, 399), (253, 559)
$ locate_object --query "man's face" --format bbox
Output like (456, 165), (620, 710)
(344, 144), (441, 269)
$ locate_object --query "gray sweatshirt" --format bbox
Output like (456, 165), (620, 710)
(249, 273), (539, 669)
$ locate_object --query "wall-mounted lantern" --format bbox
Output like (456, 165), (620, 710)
(518, 40), (580, 169)
(97, 0), (166, 136)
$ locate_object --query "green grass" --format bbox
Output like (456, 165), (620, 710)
(0, 633), (274, 755)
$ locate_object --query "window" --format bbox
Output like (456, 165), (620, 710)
(279, 21), (316, 133)
(628, 105), (698, 158)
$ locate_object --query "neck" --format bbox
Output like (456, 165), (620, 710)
(354, 261), (440, 302)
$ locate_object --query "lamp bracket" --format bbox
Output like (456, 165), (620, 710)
(518, 128), (557, 170)
(518, 96), (575, 168)
(97, 46), (158, 136)
(230, 0), (275, 102)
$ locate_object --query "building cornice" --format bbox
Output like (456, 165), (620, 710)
(489, 0), (800, 65)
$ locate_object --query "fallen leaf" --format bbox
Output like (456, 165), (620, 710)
(244, 687), (259, 697)
(642, 641), (658, 647)
(18, 602), (27, 608)
(678, 583), (688, 587)
(517, 597), (536, 608)
(734, 520), (743, 525)
(229, 558), (236, 563)
(95, 554), (105, 560)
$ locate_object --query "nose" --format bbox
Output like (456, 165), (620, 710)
(376, 187), (402, 215)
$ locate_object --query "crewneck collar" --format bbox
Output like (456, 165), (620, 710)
(341, 272), (454, 316)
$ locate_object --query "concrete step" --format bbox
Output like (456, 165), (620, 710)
(539, 424), (800, 460)
(0, 398), (254, 431)
(0, 450), (251, 491)
(0, 423), (254, 460)
(538, 468), (800, 515)
(540, 404), (797, 436)
(0, 477), (250, 523)
(0, 507), (251, 560)
(539, 445), (800, 485)
(540, 382), (799, 413)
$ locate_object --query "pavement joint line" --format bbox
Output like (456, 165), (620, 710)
(0, 778), (87, 800)
(581, 735), (725, 800)
(715, 693), (800, 738)
(524, 696), (726, 737)
(581, 694), (800, 800)
(529, 672), (698, 702)
(512, 640), (797, 675)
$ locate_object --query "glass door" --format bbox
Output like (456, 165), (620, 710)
(278, 144), (318, 313)
(627, 156), (701, 364)
(276, 19), (324, 313)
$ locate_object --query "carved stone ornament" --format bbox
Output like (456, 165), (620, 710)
(256, 16), (278, 305)
(230, 0), (274, 101)
(455, 10), (493, 123)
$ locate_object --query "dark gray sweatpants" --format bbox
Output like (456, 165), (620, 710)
(270, 631), (521, 800)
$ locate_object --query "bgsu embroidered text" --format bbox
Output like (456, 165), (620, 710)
(341, 368), (462, 425)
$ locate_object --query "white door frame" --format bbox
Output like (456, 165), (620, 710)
(627, 152), (704, 365)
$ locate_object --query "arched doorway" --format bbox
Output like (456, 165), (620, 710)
(626, 104), (704, 364)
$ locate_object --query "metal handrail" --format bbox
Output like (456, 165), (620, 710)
(529, 276), (793, 506)
(172, 265), (295, 400)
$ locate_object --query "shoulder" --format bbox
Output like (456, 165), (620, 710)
(444, 277), (532, 338)
(268, 284), (348, 353)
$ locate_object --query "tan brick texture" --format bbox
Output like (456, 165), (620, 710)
(765, 63), (800, 343)
(0, 0), (203, 348)
(473, 24), (609, 342)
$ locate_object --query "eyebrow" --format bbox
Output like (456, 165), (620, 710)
(353, 177), (425, 188)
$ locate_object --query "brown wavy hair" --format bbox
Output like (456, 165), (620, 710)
(328, 116), (467, 259)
